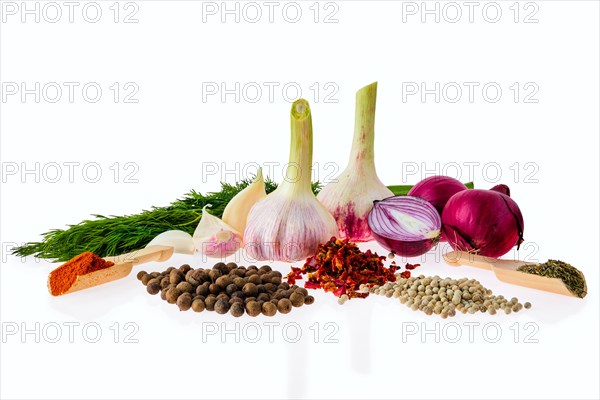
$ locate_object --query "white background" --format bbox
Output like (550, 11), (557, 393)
(1, 1), (599, 399)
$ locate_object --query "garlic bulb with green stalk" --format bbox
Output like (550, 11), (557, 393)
(317, 82), (393, 242)
(222, 168), (267, 234)
(244, 99), (337, 262)
(193, 205), (242, 258)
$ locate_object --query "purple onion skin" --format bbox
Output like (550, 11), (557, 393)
(371, 231), (438, 257)
(408, 176), (468, 242)
(490, 184), (511, 196)
(442, 189), (524, 258)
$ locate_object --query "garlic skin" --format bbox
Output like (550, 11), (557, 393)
(244, 99), (338, 262)
(317, 82), (393, 242)
(222, 168), (267, 234)
(193, 205), (242, 258)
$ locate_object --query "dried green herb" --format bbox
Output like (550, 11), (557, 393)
(518, 260), (587, 298)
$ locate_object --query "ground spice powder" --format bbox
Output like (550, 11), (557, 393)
(49, 252), (114, 296)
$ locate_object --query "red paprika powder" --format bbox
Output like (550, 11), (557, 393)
(49, 252), (114, 296)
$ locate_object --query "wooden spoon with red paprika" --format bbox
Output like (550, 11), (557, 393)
(48, 245), (174, 296)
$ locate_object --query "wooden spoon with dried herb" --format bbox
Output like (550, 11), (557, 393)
(517, 260), (587, 298)
(445, 251), (587, 298)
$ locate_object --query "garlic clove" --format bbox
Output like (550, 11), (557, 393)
(193, 205), (242, 258)
(146, 230), (194, 254)
(222, 167), (267, 234)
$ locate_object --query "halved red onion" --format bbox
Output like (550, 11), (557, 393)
(407, 176), (468, 241)
(442, 189), (524, 258)
(368, 196), (442, 257)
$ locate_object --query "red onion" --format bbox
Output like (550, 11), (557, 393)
(408, 176), (468, 214)
(368, 196), (441, 257)
(442, 189), (524, 258)
(408, 176), (468, 242)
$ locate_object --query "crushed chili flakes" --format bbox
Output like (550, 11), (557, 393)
(398, 262), (421, 279)
(285, 237), (397, 299)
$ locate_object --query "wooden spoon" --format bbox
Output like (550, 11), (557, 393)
(49, 245), (174, 295)
(443, 250), (586, 298)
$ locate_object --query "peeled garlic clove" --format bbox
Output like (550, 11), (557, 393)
(146, 230), (194, 254)
(317, 82), (393, 242)
(222, 167), (267, 234)
(243, 99), (338, 262)
(193, 205), (242, 258)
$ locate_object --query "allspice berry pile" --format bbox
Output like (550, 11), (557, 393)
(361, 274), (531, 318)
(138, 262), (315, 317)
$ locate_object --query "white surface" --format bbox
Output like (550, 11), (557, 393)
(1, 1), (599, 399)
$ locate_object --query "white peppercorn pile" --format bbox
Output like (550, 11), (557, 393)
(359, 274), (531, 318)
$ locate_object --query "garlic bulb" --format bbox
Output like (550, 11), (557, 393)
(222, 168), (267, 234)
(317, 82), (393, 242)
(146, 230), (194, 254)
(244, 99), (337, 262)
(193, 205), (242, 258)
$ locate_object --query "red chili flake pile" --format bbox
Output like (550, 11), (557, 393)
(286, 237), (397, 299)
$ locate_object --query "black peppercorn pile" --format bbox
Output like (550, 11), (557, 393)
(138, 262), (315, 317)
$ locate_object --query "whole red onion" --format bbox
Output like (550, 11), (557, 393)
(408, 176), (468, 241)
(442, 189), (524, 258)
